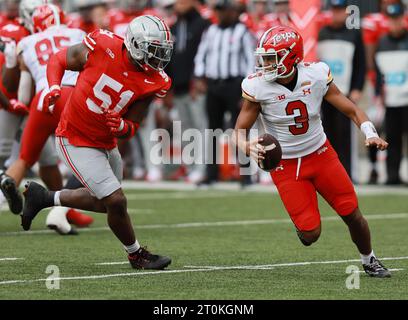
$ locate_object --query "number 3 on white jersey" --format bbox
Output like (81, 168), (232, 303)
(86, 73), (134, 114)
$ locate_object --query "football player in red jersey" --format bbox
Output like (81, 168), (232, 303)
(21, 15), (173, 270)
(234, 26), (390, 277)
(0, 3), (94, 234)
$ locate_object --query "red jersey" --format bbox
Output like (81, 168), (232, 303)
(362, 12), (408, 45)
(56, 29), (172, 150)
(0, 22), (30, 99)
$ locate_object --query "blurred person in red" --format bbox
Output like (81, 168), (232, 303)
(240, 0), (275, 41)
(363, 0), (408, 80)
(67, 0), (111, 34)
(0, 0), (20, 27)
(109, 0), (158, 36)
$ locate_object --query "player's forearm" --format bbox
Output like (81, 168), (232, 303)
(2, 65), (20, 93)
(17, 70), (33, 106)
(232, 129), (250, 156)
(46, 49), (69, 90)
(0, 90), (10, 109)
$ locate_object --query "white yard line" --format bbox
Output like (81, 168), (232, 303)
(1, 256), (406, 286)
(183, 256), (408, 270)
(127, 208), (154, 215)
(1, 212), (408, 236)
(0, 258), (24, 262)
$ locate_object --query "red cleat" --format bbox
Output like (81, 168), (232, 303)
(66, 209), (94, 228)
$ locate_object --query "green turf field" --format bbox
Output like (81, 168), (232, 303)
(0, 187), (407, 300)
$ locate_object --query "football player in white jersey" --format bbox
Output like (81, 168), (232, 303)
(234, 25), (391, 278)
(0, 3), (94, 234)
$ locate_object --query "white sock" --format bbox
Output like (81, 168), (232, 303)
(54, 191), (61, 206)
(360, 250), (375, 265)
(124, 240), (140, 254)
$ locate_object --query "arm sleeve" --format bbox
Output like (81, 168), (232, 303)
(350, 30), (366, 92)
(17, 70), (33, 105)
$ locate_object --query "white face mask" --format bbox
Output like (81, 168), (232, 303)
(255, 52), (279, 82)
(254, 43), (298, 82)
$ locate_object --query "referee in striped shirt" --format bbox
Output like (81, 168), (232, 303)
(194, 0), (255, 186)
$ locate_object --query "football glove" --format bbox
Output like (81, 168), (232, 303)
(43, 85), (61, 113)
(7, 99), (29, 115)
(105, 110), (139, 139)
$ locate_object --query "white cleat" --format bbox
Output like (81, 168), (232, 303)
(186, 170), (205, 184)
(0, 191), (7, 212)
(46, 206), (77, 235)
(146, 168), (162, 182)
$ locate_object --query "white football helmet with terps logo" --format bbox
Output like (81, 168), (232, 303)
(19, 0), (51, 33)
(124, 15), (173, 71)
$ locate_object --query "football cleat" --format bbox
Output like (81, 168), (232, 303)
(363, 256), (391, 278)
(0, 172), (23, 214)
(296, 229), (312, 246)
(46, 207), (78, 235)
(66, 209), (94, 228)
(128, 247), (171, 270)
(21, 181), (53, 231)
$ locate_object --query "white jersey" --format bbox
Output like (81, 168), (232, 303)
(17, 25), (85, 93)
(242, 62), (333, 159)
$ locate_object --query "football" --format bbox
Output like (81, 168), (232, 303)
(257, 133), (282, 171)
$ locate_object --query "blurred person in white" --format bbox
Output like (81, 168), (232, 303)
(165, 0), (210, 183)
(375, 2), (408, 185)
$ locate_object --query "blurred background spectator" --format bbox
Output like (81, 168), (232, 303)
(318, 0), (366, 181)
(193, 0), (255, 186)
(166, 0), (210, 183)
(375, 2), (408, 185)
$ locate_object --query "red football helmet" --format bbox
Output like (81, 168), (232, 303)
(255, 25), (303, 81)
(32, 4), (65, 33)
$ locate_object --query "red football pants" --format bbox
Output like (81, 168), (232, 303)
(19, 87), (74, 167)
(271, 140), (358, 232)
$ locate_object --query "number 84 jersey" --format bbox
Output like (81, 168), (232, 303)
(57, 29), (172, 150)
(242, 62), (333, 159)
